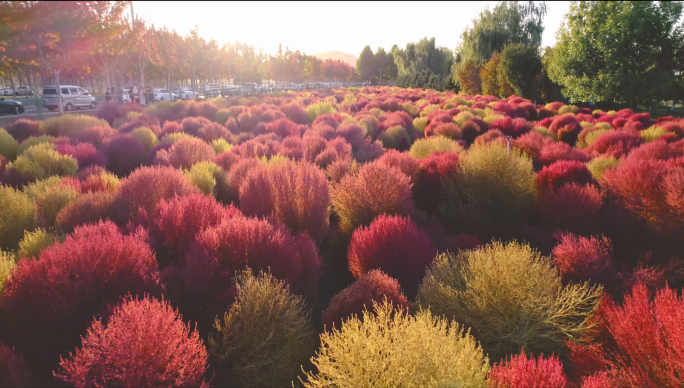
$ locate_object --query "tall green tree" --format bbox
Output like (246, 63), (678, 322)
(545, 1), (684, 108)
(391, 37), (453, 78)
(499, 43), (542, 100)
(356, 45), (375, 82)
(452, 1), (547, 85)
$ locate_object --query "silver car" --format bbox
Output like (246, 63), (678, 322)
(43, 85), (97, 111)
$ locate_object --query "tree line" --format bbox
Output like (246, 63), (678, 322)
(0, 2), (356, 98)
(354, 1), (684, 109)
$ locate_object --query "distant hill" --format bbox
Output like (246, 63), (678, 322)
(315, 51), (358, 67)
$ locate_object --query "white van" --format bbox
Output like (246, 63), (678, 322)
(42, 85), (97, 111)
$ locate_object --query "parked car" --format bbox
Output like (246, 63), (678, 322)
(1, 88), (14, 96)
(204, 83), (222, 98)
(173, 87), (198, 100)
(42, 85), (97, 111)
(13, 86), (35, 96)
(153, 88), (178, 102)
(222, 85), (240, 97)
(0, 97), (24, 115)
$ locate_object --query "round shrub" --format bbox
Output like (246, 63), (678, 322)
(6, 143), (78, 181)
(57, 296), (208, 388)
(536, 160), (594, 193)
(409, 136), (462, 158)
(586, 156), (619, 180)
(552, 233), (614, 285)
(585, 130), (641, 159)
(16, 228), (57, 260)
(0, 129), (19, 161)
(414, 151), (461, 214)
(226, 158), (260, 205)
(348, 215), (436, 298)
(115, 166), (199, 224)
(129, 126), (158, 152)
(300, 301), (490, 387)
(209, 269), (314, 387)
(489, 351), (568, 388)
(439, 142), (536, 239)
(3, 119), (41, 142)
(374, 149), (420, 182)
(34, 180), (79, 227)
(331, 162), (415, 234)
(321, 269), (409, 331)
(154, 136), (215, 169)
(0, 251), (14, 297)
(0, 186), (37, 251)
(150, 193), (239, 268)
(71, 125), (117, 147)
(40, 115), (109, 137)
(378, 125), (410, 150)
(568, 283), (684, 387)
(55, 191), (117, 233)
(537, 183), (603, 235)
(101, 134), (147, 177)
(55, 142), (105, 168)
(16, 135), (55, 155)
(180, 216), (320, 329)
(239, 161), (330, 241)
(416, 241), (603, 361)
(184, 161), (230, 203)
(0, 221), (160, 376)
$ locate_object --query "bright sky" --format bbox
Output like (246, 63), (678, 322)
(132, 1), (572, 57)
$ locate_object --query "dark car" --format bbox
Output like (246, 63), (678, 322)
(0, 97), (25, 115)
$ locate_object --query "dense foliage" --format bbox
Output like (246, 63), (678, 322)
(0, 85), (683, 385)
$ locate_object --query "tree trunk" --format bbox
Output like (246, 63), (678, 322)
(167, 68), (171, 90)
(104, 63), (112, 89)
(55, 71), (64, 115)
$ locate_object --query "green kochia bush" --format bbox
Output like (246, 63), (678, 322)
(416, 241), (603, 361)
(439, 142), (536, 239)
(0, 128), (19, 160)
(210, 269), (315, 387)
(0, 186), (37, 251)
(5, 143), (78, 182)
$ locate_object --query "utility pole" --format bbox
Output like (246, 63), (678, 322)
(130, 1), (135, 25)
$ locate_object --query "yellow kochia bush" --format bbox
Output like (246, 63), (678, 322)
(6, 143), (78, 181)
(300, 301), (490, 388)
(0, 186), (37, 251)
(416, 241), (603, 361)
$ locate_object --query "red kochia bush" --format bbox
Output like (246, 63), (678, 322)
(96, 102), (121, 126)
(101, 134), (147, 176)
(55, 191), (117, 233)
(154, 136), (215, 169)
(57, 296), (208, 388)
(548, 114), (582, 136)
(150, 194), (241, 268)
(0, 345), (33, 387)
(239, 161), (330, 241)
(72, 125), (118, 147)
(321, 270), (410, 331)
(585, 130), (641, 159)
(413, 151), (460, 214)
(0, 221), (160, 376)
(279, 102), (308, 124)
(115, 166), (199, 223)
(56, 142), (106, 168)
(118, 114), (160, 134)
(375, 149), (420, 182)
(180, 216), (320, 328)
(552, 232), (614, 284)
(489, 351), (568, 388)
(347, 215), (436, 298)
(265, 117), (302, 138)
(569, 283), (684, 387)
(537, 183), (603, 235)
(3, 118), (41, 142)
(536, 160), (594, 193)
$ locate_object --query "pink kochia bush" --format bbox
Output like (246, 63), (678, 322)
(150, 194), (242, 267)
(114, 166), (199, 224)
(321, 270), (409, 331)
(552, 233), (614, 284)
(154, 136), (216, 169)
(56, 296), (208, 388)
(488, 351), (568, 388)
(569, 283), (684, 387)
(537, 183), (603, 235)
(0, 221), (160, 376)
(180, 216), (320, 328)
(101, 134), (147, 176)
(347, 215), (436, 298)
(239, 161), (330, 241)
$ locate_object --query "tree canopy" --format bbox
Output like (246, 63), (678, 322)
(545, 1), (684, 107)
